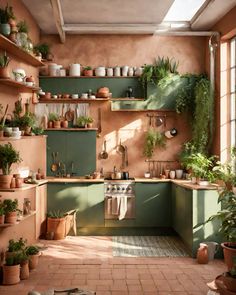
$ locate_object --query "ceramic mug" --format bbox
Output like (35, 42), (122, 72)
(169, 170), (176, 179)
(203, 242), (219, 260)
(176, 169), (183, 179)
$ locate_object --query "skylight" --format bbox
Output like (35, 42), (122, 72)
(164, 0), (207, 22)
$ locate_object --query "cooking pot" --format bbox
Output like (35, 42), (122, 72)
(122, 171), (129, 180)
(111, 172), (122, 179)
(97, 87), (110, 98)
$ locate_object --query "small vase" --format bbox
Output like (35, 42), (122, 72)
(0, 23), (11, 36)
(0, 215), (5, 224)
(169, 170), (176, 179)
(197, 243), (208, 264)
(53, 120), (61, 129)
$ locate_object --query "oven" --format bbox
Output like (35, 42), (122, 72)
(104, 180), (135, 220)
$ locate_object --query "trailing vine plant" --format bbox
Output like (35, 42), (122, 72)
(143, 129), (166, 158)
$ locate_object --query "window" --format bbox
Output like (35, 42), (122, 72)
(230, 37), (236, 150)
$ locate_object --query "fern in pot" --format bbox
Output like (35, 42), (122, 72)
(0, 143), (21, 188)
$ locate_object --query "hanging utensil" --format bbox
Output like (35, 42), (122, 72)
(99, 140), (108, 159)
(65, 104), (74, 122)
(125, 146), (128, 167)
(117, 139), (125, 154)
(51, 152), (59, 172)
(97, 108), (102, 137)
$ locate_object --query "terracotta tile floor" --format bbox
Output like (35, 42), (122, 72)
(0, 236), (226, 295)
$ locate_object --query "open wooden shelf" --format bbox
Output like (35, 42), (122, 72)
(0, 34), (44, 67)
(0, 135), (47, 142)
(45, 128), (98, 131)
(0, 211), (36, 228)
(0, 78), (40, 92)
(39, 76), (139, 79)
(111, 98), (144, 101)
(38, 98), (109, 103)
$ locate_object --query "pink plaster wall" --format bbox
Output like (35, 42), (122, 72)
(40, 34), (206, 176)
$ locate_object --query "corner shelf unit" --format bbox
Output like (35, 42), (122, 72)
(0, 211), (36, 228)
(0, 34), (44, 67)
(0, 78), (40, 92)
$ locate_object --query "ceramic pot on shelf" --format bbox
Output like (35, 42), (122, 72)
(107, 67), (113, 77)
(69, 63), (81, 76)
(95, 66), (106, 77)
(114, 66), (121, 77)
(122, 66), (129, 77)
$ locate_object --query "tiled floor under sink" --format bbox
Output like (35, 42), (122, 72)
(0, 236), (226, 295)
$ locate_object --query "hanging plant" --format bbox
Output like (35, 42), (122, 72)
(139, 56), (179, 89)
(192, 77), (213, 154)
(143, 129), (166, 158)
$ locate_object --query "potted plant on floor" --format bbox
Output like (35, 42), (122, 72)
(0, 51), (10, 78)
(185, 152), (215, 185)
(3, 199), (20, 224)
(0, 143), (22, 188)
(6, 238), (27, 256)
(19, 250), (29, 280)
(2, 252), (21, 285)
(25, 245), (40, 270)
(220, 257), (236, 292)
(47, 210), (66, 240)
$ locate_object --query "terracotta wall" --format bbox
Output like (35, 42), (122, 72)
(208, 6), (236, 159)
(40, 34), (206, 176)
(0, 0), (40, 113)
(0, 0), (43, 249)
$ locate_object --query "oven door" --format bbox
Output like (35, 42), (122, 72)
(105, 195), (135, 219)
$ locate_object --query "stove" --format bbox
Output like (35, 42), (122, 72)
(104, 179), (135, 220)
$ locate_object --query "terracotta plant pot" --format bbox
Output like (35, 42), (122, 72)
(47, 217), (66, 240)
(48, 121), (53, 128)
(0, 67), (10, 78)
(20, 261), (29, 280)
(87, 123), (93, 128)
(53, 120), (61, 129)
(5, 211), (17, 224)
(24, 126), (31, 135)
(222, 242), (236, 270)
(0, 174), (12, 189)
(222, 273), (236, 292)
(83, 69), (93, 76)
(0, 215), (5, 224)
(61, 120), (68, 128)
(0, 130), (4, 137)
(3, 264), (20, 285)
(28, 254), (39, 270)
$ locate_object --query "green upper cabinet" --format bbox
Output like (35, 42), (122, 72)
(39, 77), (143, 98)
(135, 182), (171, 227)
(111, 75), (188, 111)
(45, 130), (96, 176)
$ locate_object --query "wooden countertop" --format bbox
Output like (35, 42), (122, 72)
(46, 176), (104, 183)
(0, 179), (48, 192)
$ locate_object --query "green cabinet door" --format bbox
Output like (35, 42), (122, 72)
(135, 183), (171, 227)
(171, 184), (193, 251)
(47, 183), (88, 227)
(87, 183), (104, 227)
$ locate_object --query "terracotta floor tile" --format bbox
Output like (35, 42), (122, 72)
(0, 236), (226, 295)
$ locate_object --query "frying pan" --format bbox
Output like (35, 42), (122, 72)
(99, 140), (108, 159)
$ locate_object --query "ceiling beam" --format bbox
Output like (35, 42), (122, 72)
(50, 0), (65, 43)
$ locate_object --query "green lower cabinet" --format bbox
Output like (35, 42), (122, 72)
(171, 183), (223, 257)
(86, 183), (104, 227)
(135, 183), (171, 227)
(47, 183), (104, 228)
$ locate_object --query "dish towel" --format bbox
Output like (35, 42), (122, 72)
(111, 195), (121, 215)
(118, 195), (128, 220)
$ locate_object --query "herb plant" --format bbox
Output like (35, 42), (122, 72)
(47, 210), (64, 218)
(143, 129), (166, 158)
(7, 238), (27, 252)
(25, 245), (39, 255)
(0, 143), (22, 174)
(48, 113), (60, 122)
(17, 20), (29, 33)
(34, 43), (50, 59)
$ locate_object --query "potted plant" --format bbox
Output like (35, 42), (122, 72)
(0, 143), (22, 188)
(0, 5), (11, 36)
(48, 112), (58, 128)
(47, 210), (66, 240)
(14, 112), (36, 134)
(19, 251), (29, 280)
(3, 199), (20, 224)
(143, 129), (166, 158)
(34, 43), (52, 60)
(16, 20), (29, 51)
(86, 116), (94, 128)
(51, 113), (61, 129)
(25, 245), (40, 270)
(83, 66), (93, 77)
(0, 201), (5, 224)
(77, 116), (88, 128)
(0, 51), (10, 78)
(2, 252), (21, 285)
(185, 153), (215, 185)
(6, 238), (27, 255)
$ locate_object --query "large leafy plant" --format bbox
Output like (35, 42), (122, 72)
(0, 143), (21, 175)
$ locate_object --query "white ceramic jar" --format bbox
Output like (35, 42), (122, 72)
(128, 67), (134, 76)
(69, 63), (81, 76)
(48, 63), (58, 76)
(175, 169), (183, 179)
(95, 67), (106, 77)
(107, 67), (113, 77)
(114, 66), (121, 77)
(135, 67), (144, 76)
(169, 170), (176, 179)
(122, 66), (129, 77)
